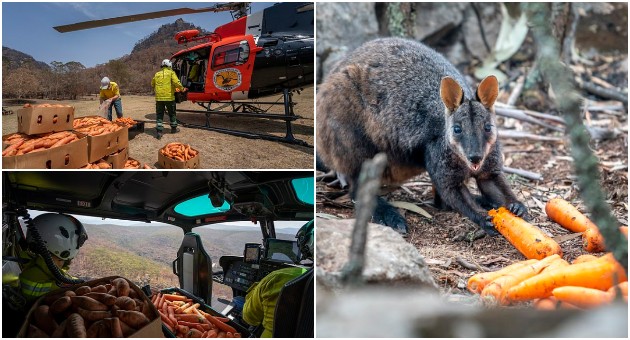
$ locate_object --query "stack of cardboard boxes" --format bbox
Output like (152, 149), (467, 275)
(2, 105), (88, 169)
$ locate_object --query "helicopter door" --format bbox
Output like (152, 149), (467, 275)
(208, 35), (260, 101)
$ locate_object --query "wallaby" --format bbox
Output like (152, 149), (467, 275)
(317, 37), (527, 235)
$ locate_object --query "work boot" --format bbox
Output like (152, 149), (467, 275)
(156, 129), (163, 140)
(171, 127), (180, 134)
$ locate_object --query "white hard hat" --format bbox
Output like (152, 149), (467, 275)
(27, 213), (88, 261)
(161, 59), (172, 68)
(100, 77), (110, 90)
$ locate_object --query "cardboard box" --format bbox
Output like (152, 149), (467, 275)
(17, 106), (74, 135)
(2, 132), (88, 169)
(86, 125), (129, 163)
(158, 147), (200, 169)
(105, 148), (129, 169)
(17, 276), (163, 338)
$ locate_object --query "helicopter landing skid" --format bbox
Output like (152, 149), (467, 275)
(176, 89), (311, 147)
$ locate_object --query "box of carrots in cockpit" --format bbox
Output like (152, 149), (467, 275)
(18, 276), (163, 338)
(157, 143), (199, 169)
(155, 288), (249, 338)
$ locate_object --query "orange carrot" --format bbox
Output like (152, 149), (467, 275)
(533, 297), (557, 310)
(607, 282), (628, 298)
(539, 258), (569, 273)
(204, 312), (237, 334)
(583, 227), (606, 253)
(176, 313), (206, 323)
(163, 294), (188, 301)
(480, 254), (561, 305)
(620, 226), (628, 237)
(545, 198), (596, 232)
(159, 310), (175, 329)
(552, 286), (613, 308)
(467, 259), (538, 294)
(571, 254), (599, 264)
(488, 208), (562, 260)
(506, 253), (628, 302)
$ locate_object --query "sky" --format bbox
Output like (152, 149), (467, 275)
(2, 2), (273, 68)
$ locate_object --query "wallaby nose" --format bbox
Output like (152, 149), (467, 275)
(469, 155), (482, 164)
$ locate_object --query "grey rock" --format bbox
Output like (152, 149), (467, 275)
(315, 218), (437, 288)
(316, 3), (379, 80)
(412, 3), (467, 43)
(462, 3), (502, 60)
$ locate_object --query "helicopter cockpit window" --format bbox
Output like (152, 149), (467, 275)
(212, 41), (249, 69)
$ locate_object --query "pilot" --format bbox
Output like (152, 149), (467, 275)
(187, 52), (201, 83)
(18, 213), (88, 303)
(242, 220), (313, 337)
(99, 77), (124, 121)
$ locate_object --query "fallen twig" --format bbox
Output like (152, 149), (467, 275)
(503, 166), (543, 181)
(498, 129), (563, 142)
(495, 107), (564, 131)
(576, 78), (628, 105)
(456, 257), (492, 272)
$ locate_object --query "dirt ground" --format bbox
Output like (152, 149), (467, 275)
(317, 121), (628, 293)
(2, 89), (314, 169)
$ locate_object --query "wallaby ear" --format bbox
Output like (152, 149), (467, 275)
(440, 77), (464, 112)
(476, 75), (499, 109)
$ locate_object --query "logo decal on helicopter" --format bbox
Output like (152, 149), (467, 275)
(213, 68), (242, 91)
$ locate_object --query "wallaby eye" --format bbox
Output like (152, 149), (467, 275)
(484, 123), (492, 132)
(453, 125), (462, 134)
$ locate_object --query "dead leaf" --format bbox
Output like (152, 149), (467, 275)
(552, 232), (582, 243)
(389, 201), (433, 219)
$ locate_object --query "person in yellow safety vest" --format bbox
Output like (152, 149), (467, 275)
(151, 59), (187, 140)
(243, 220), (314, 337)
(19, 213), (88, 303)
(99, 77), (124, 121)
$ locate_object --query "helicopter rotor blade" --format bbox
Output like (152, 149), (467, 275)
(54, 2), (250, 33)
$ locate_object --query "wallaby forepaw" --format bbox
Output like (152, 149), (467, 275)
(480, 216), (499, 236)
(508, 202), (528, 219)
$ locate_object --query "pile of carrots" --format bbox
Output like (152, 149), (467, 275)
(468, 253), (627, 308)
(151, 292), (241, 338)
(123, 159), (152, 169)
(160, 143), (198, 162)
(27, 277), (155, 337)
(488, 199), (627, 260)
(82, 160), (112, 169)
(114, 117), (137, 127)
(2, 131), (79, 157)
(470, 198), (629, 308)
(23, 103), (72, 108)
(73, 116), (111, 129)
(75, 124), (123, 137)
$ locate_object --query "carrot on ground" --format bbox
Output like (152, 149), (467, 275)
(552, 286), (613, 309)
(467, 259), (538, 294)
(583, 227), (606, 253)
(506, 253), (628, 302)
(480, 254), (561, 305)
(540, 258), (569, 273)
(488, 208), (562, 260)
(607, 282), (628, 298)
(533, 297), (558, 310)
(571, 254), (599, 264)
(545, 198), (597, 233)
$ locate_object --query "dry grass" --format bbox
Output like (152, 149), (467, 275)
(2, 89), (314, 169)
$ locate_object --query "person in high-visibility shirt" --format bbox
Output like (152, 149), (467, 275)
(243, 220), (313, 337)
(151, 59), (186, 139)
(19, 213), (88, 302)
(99, 77), (124, 121)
